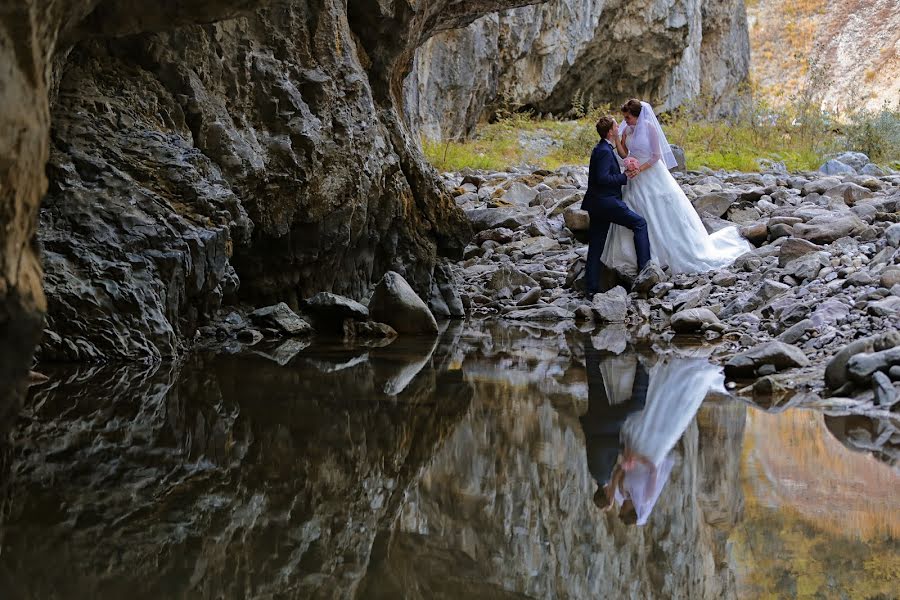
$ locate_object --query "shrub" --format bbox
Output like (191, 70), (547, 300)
(842, 103), (900, 165)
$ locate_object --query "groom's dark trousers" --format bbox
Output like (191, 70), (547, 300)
(581, 140), (651, 296)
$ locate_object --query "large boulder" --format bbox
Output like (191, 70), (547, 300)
(369, 271), (439, 335)
(793, 215), (867, 244)
(832, 151), (870, 172)
(671, 308), (720, 333)
(819, 159), (856, 176)
(591, 286), (628, 323)
(693, 192), (737, 218)
(466, 207), (545, 232)
(305, 292), (368, 320)
(250, 303), (314, 336)
(824, 331), (900, 389)
(724, 341), (810, 378)
(778, 238), (823, 267)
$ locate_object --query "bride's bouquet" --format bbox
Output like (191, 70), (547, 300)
(623, 157), (640, 172)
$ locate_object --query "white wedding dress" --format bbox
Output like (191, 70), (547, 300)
(614, 356), (726, 525)
(601, 102), (752, 278)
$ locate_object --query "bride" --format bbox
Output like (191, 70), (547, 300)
(601, 99), (752, 277)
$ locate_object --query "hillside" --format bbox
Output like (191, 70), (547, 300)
(748, 0), (900, 111)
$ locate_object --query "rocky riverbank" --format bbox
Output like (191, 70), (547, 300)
(435, 151), (899, 451)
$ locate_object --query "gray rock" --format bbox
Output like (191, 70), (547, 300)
(833, 151), (870, 171)
(563, 206), (590, 233)
(547, 192), (584, 217)
(728, 206), (761, 224)
(819, 159), (856, 176)
(591, 286), (628, 323)
(670, 145), (687, 172)
(250, 303), (314, 336)
(693, 192), (737, 217)
(881, 266), (900, 288)
(823, 182), (873, 205)
(632, 262), (665, 297)
(489, 265), (539, 292)
(824, 331), (900, 389)
(860, 163), (886, 177)
(890, 365), (900, 381)
(724, 341), (810, 378)
(793, 214), (867, 244)
(502, 181), (538, 206)
(802, 176), (842, 195)
(345, 321), (398, 340)
(868, 296), (900, 316)
(466, 207), (544, 232)
(741, 222), (769, 247)
(810, 299), (851, 327)
(872, 371), (898, 408)
(712, 271), (737, 287)
(304, 292), (369, 324)
(504, 306), (573, 321)
(670, 284), (711, 311)
(369, 271), (439, 334)
(671, 308), (720, 333)
(516, 287), (542, 306)
(885, 223), (900, 248)
(847, 347), (900, 383)
(768, 223), (794, 240)
(777, 318), (815, 344)
(757, 279), (791, 302)
(429, 264), (465, 318)
(474, 227), (515, 245)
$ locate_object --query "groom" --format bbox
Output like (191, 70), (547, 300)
(581, 116), (651, 297)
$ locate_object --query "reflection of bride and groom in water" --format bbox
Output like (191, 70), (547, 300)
(579, 333), (726, 526)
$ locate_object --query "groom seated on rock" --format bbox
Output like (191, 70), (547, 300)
(581, 115), (651, 298)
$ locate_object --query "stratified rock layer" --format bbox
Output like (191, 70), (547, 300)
(3, 0), (547, 392)
(406, 0), (750, 139)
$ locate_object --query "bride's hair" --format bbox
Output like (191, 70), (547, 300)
(621, 98), (642, 117)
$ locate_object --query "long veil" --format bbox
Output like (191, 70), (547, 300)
(620, 101), (677, 170)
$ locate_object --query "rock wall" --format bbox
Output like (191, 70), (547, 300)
(0, 1), (542, 415)
(405, 0), (750, 139)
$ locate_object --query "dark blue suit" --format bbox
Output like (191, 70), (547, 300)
(581, 140), (651, 295)
(579, 335), (649, 488)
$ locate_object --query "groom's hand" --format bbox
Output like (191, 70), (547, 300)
(625, 167), (638, 179)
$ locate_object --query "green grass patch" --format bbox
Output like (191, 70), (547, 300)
(422, 99), (900, 174)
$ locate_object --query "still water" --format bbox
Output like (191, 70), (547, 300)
(1, 320), (897, 599)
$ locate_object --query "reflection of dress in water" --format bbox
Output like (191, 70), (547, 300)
(612, 357), (726, 525)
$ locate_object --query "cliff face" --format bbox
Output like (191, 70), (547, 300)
(0, 1), (544, 415)
(405, 0), (750, 139)
(0, 0), (268, 441)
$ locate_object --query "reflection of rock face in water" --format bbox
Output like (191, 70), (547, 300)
(359, 329), (748, 599)
(0, 340), (471, 598)
(0, 322), (749, 598)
